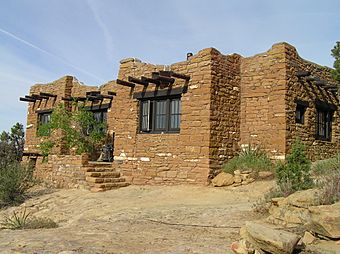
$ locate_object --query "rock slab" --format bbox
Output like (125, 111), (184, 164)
(307, 202), (340, 239)
(241, 221), (300, 254)
(211, 172), (234, 187)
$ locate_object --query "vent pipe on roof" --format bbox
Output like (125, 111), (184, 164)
(187, 53), (193, 60)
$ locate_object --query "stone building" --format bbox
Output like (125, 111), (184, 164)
(21, 42), (339, 191)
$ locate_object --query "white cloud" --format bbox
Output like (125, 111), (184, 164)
(86, 0), (115, 62)
(0, 27), (105, 82)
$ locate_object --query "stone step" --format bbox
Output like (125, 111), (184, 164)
(85, 167), (116, 172)
(85, 171), (121, 178)
(86, 176), (126, 184)
(88, 161), (113, 167)
(90, 182), (130, 192)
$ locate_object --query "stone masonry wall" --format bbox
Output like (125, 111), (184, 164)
(24, 76), (73, 155)
(23, 42), (339, 188)
(209, 50), (242, 177)
(240, 43), (287, 159)
(285, 44), (339, 160)
(33, 154), (89, 189)
(110, 49), (214, 184)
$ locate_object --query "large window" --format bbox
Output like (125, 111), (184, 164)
(140, 97), (181, 133)
(316, 108), (333, 141)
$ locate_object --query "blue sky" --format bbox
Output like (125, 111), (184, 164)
(0, 0), (339, 132)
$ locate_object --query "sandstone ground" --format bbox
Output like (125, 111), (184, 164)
(0, 181), (274, 254)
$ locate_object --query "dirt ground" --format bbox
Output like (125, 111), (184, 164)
(0, 180), (274, 254)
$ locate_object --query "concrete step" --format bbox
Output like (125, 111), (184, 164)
(86, 177), (126, 184)
(85, 171), (121, 178)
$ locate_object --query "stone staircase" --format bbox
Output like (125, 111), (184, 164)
(84, 162), (130, 192)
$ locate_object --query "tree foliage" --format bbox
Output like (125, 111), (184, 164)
(0, 123), (34, 208)
(38, 104), (107, 158)
(331, 41), (340, 82)
(0, 123), (25, 168)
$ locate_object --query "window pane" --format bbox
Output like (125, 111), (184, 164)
(141, 101), (150, 131)
(170, 115), (180, 129)
(170, 99), (181, 129)
(155, 100), (166, 130)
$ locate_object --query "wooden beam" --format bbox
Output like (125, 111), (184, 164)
(296, 70), (311, 77)
(328, 87), (339, 92)
(20, 97), (36, 102)
(86, 95), (101, 101)
(157, 75), (175, 84)
(152, 72), (175, 84)
(306, 76), (316, 82)
(170, 71), (190, 81)
(61, 97), (73, 101)
(325, 84), (339, 89)
(315, 80), (327, 86)
(86, 91), (100, 96)
(128, 76), (148, 86)
(101, 94), (114, 99)
(32, 94), (49, 99)
(141, 76), (160, 85)
(74, 97), (86, 102)
(108, 91), (117, 96)
(25, 95), (39, 100)
(159, 71), (172, 77)
(23, 152), (42, 157)
(40, 92), (57, 98)
(116, 79), (135, 88)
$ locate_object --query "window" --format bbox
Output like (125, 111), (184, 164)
(38, 112), (51, 125)
(140, 97), (181, 133)
(86, 109), (107, 135)
(316, 108), (333, 141)
(37, 111), (52, 136)
(92, 110), (107, 124)
(296, 104), (307, 124)
(295, 100), (308, 124)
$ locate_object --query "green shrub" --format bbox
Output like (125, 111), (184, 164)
(312, 153), (340, 176)
(0, 162), (34, 208)
(1, 208), (58, 230)
(317, 171), (340, 205)
(223, 145), (273, 175)
(38, 104), (106, 159)
(276, 139), (313, 192)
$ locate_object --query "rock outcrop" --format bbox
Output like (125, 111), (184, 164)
(232, 188), (340, 254)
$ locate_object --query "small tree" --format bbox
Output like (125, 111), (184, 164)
(331, 41), (340, 82)
(276, 139), (313, 192)
(0, 123), (25, 168)
(38, 104), (106, 159)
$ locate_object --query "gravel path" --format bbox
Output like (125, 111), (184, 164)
(0, 181), (274, 254)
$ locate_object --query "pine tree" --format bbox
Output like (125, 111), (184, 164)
(331, 41), (340, 82)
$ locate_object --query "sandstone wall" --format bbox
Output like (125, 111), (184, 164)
(209, 50), (241, 177)
(33, 154), (88, 189)
(111, 49), (213, 184)
(240, 43), (287, 159)
(24, 76), (73, 155)
(285, 44), (339, 160)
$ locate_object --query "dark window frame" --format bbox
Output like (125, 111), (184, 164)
(36, 110), (52, 135)
(295, 104), (306, 124)
(139, 96), (181, 134)
(316, 108), (333, 141)
(85, 108), (108, 135)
